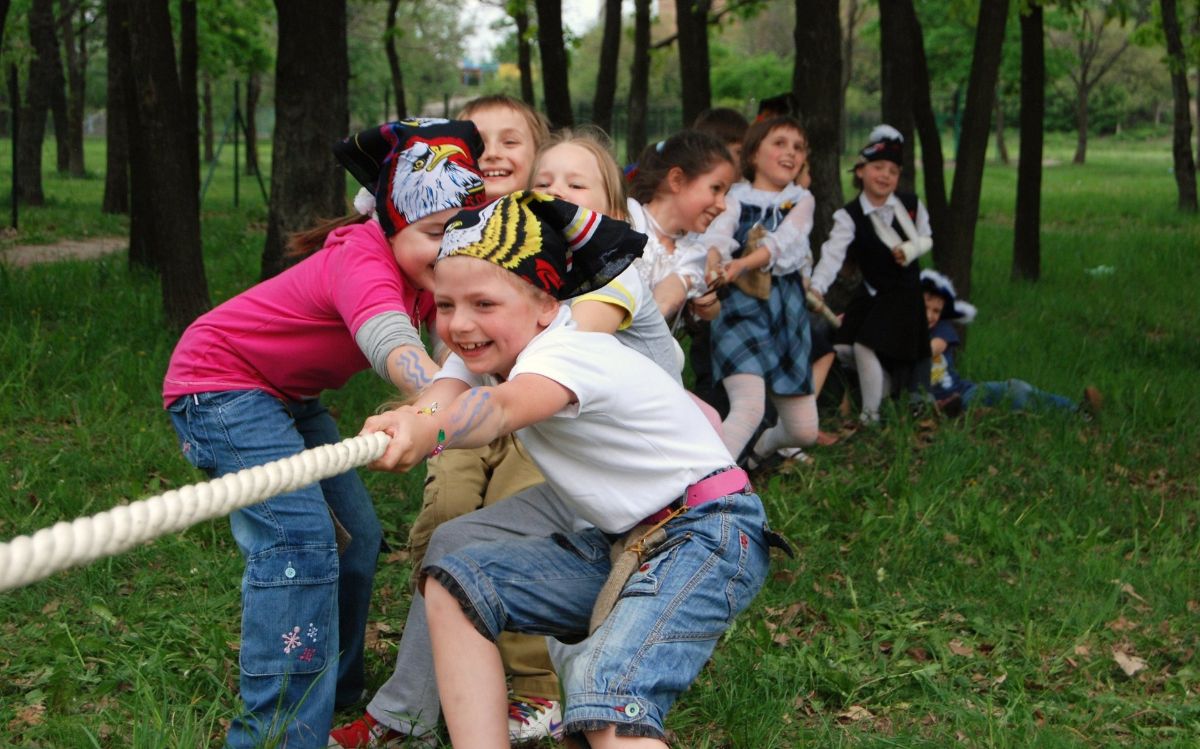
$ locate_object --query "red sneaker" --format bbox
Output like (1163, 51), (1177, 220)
(328, 711), (406, 748)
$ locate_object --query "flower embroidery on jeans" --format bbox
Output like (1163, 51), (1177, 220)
(299, 648), (316, 663)
(306, 623), (319, 641)
(282, 626), (302, 654)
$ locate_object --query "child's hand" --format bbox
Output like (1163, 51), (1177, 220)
(361, 407), (440, 472)
(690, 290), (721, 321)
(892, 246), (907, 265)
(723, 258), (747, 282)
(704, 248), (727, 289)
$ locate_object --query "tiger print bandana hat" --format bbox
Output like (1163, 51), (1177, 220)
(333, 118), (488, 237)
(438, 191), (646, 300)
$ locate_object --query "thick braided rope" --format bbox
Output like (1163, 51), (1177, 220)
(0, 432), (391, 594)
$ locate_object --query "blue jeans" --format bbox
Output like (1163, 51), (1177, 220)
(426, 493), (770, 740)
(964, 379), (1077, 412)
(168, 391), (382, 749)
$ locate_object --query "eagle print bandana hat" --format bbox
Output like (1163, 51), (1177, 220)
(333, 118), (488, 237)
(438, 190), (646, 300)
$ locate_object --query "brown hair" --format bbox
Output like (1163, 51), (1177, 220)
(627, 130), (733, 204)
(457, 94), (551, 150)
(692, 107), (749, 148)
(534, 126), (628, 220)
(740, 116), (807, 182)
(285, 213), (371, 260)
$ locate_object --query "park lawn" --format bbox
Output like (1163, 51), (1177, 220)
(1, 134), (1198, 747)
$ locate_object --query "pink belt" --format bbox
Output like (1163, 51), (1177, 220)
(642, 467), (752, 525)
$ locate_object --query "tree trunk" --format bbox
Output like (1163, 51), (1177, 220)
(202, 76), (214, 162)
(127, 0), (210, 328)
(907, 0), (947, 246)
(263, 0), (348, 279)
(1161, 0), (1197, 211)
(941, 0), (1009, 299)
(103, 0), (130, 214)
(60, 0), (87, 177)
(675, 0), (713, 127)
(839, 0), (860, 155)
(993, 83), (1009, 165)
(879, 0), (916, 190)
(514, 2), (535, 107)
(48, 5), (70, 176)
(793, 0), (843, 249)
(534, 0), (573, 128)
(591, 0), (621, 132)
(1013, 3), (1045, 280)
(626, 0), (651, 163)
(1073, 83), (1088, 164)
(17, 0), (57, 204)
(385, 0), (408, 118)
(245, 72), (261, 176)
(179, 0), (199, 195)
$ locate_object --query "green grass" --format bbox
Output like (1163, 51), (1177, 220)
(2, 134), (1199, 747)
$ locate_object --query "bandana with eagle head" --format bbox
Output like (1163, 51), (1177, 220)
(437, 191), (646, 301)
(333, 118), (487, 237)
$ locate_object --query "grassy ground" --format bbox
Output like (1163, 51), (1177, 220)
(1, 133), (1198, 747)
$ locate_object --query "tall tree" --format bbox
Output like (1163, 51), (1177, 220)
(676, 0), (713, 126)
(626, 0), (651, 162)
(244, 72), (261, 175)
(262, 0), (348, 279)
(103, 0), (131, 214)
(512, 0), (535, 106)
(591, 0), (621, 132)
(906, 0), (949, 244)
(16, 0), (58, 204)
(1161, 0), (1198, 211)
(60, 0), (93, 177)
(879, 0), (917, 191)
(1013, 2), (1046, 280)
(840, 0), (867, 154)
(792, 0), (843, 248)
(940, 0), (1010, 299)
(180, 0), (199, 194)
(1052, 5), (1132, 164)
(126, 0), (210, 328)
(202, 76), (214, 162)
(48, 1), (70, 174)
(534, 0), (573, 127)
(384, 0), (408, 118)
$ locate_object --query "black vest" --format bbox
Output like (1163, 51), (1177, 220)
(843, 193), (921, 293)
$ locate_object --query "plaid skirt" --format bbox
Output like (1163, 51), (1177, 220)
(711, 272), (813, 395)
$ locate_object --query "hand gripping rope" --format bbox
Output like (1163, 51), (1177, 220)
(0, 432), (391, 594)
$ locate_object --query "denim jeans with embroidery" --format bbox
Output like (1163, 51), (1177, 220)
(168, 390), (382, 749)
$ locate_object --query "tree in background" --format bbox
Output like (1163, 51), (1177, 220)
(880, 0), (917, 191)
(792, 0), (843, 248)
(676, 0), (714, 125)
(125, 0), (210, 328)
(103, 0), (130, 214)
(384, 0), (409, 118)
(626, 0), (651, 162)
(907, 0), (949, 245)
(534, 0), (573, 127)
(60, 0), (99, 178)
(591, 0), (621, 133)
(16, 0), (57, 204)
(261, 0), (347, 279)
(1013, 1), (1046, 280)
(180, 0), (199, 194)
(1160, 0), (1198, 211)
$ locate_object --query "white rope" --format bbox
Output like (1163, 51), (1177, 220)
(0, 432), (391, 594)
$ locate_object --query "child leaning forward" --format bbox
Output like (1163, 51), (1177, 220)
(363, 191), (781, 747)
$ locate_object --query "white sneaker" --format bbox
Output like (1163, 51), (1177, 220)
(776, 446), (811, 464)
(508, 696), (564, 744)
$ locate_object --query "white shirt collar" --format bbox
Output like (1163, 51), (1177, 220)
(858, 192), (903, 217)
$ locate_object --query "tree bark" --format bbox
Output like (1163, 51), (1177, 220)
(202, 76), (214, 162)
(940, 0), (1009, 299)
(993, 83), (1009, 165)
(17, 0), (57, 204)
(591, 0), (621, 132)
(245, 71), (261, 176)
(626, 0), (651, 163)
(385, 0), (408, 119)
(793, 0), (843, 249)
(907, 0), (947, 247)
(1012, 3), (1045, 280)
(180, 0), (199, 195)
(879, 0), (916, 190)
(103, 0), (130, 214)
(1161, 0), (1197, 211)
(48, 2), (70, 176)
(514, 1), (535, 107)
(534, 0), (573, 128)
(126, 0), (210, 328)
(60, 0), (88, 177)
(1073, 83), (1089, 164)
(675, 0), (713, 127)
(263, 0), (348, 279)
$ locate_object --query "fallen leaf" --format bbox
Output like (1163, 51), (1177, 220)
(1112, 649), (1147, 677)
(1106, 616), (1137, 632)
(837, 704), (874, 722)
(1074, 644), (1090, 656)
(40, 600), (60, 615)
(948, 639), (974, 657)
(1111, 579), (1148, 604)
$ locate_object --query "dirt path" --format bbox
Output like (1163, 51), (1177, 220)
(0, 236), (128, 268)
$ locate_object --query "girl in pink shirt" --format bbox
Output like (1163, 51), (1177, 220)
(163, 119), (487, 749)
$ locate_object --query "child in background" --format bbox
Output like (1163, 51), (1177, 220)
(363, 191), (772, 748)
(699, 116), (820, 464)
(163, 119), (487, 749)
(332, 96), (558, 747)
(811, 125), (932, 424)
(625, 130), (737, 326)
(922, 270), (1101, 416)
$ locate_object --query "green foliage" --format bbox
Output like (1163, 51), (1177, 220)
(709, 43), (791, 107)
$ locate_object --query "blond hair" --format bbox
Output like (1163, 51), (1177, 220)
(533, 126), (628, 220)
(457, 95), (550, 150)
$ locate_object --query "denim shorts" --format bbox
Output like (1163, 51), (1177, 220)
(426, 492), (770, 740)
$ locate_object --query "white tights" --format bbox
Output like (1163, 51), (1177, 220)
(854, 343), (888, 422)
(721, 373), (819, 460)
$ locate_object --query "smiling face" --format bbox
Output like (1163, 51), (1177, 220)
(857, 159), (901, 206)
(667, 159), (737, 234)
(531, 142), (610, 214)
(390, 207), (459, 291)
(468, 105), (538, 199)
(924, 292), (945, 329)
(750, 125), (807, 191)
(433, 256), (560, 378)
